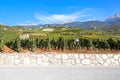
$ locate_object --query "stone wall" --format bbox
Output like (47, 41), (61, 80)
(0, 52), (120, 66)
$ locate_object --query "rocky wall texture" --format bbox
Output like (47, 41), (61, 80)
(0, 52), (120, 66)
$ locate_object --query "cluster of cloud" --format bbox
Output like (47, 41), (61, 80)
(18, 8), (99, 25)
(34, 8), (96, 24)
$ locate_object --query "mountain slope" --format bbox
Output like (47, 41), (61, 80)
(104, 14), (120, 25)
(22, 13), (120, 29)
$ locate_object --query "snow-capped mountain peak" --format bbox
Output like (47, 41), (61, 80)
(110, 14), (120, 19)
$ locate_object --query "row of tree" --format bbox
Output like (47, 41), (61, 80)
(5, 37), (120, 52)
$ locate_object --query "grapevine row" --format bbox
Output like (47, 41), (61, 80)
(4, 37), (120, 52)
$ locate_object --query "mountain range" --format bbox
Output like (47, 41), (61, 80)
(22, 14), (120, 29)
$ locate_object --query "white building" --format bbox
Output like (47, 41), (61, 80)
(20, 34), (29, 40)
(42, 28), (54, 32)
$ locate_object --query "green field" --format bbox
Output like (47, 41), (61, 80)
(1, 25), (120, 52)
(0, 25), (119, 43)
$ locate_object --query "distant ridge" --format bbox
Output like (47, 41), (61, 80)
(17, 13), (120, 29)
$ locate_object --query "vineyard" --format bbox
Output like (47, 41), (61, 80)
(3, 37), (120, 52)
(1, 25), (120, 53)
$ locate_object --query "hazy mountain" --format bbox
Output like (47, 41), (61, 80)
(21, 13), (120, 29)
(63, 14), (120, 29)
(20, 24), (44, 28)
(69, 21), (106, 29)
(66, 14), (120, 28)
(104, 14), (120, 25)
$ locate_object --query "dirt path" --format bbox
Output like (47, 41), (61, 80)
(3, 46), (120, 54)
(3, 46), (16, 53)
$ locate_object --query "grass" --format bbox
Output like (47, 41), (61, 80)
(82, 35), (113, 39)
(1, 26), (120, 45)
(0, 28), (22, 43)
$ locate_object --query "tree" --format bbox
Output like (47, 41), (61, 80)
(57, 37), (64, 50)
(107, 38), (117, 50)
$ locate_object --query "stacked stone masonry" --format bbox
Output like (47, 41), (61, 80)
(0, 52), (120, 66)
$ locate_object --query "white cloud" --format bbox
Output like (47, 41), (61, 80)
(34, 8), (93, 24)
(18, 8), (99, 25)
(18, 20), (39, 26)
(18, 23), (38, 26)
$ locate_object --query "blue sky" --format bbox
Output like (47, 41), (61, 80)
(0, 0), (120, 25)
